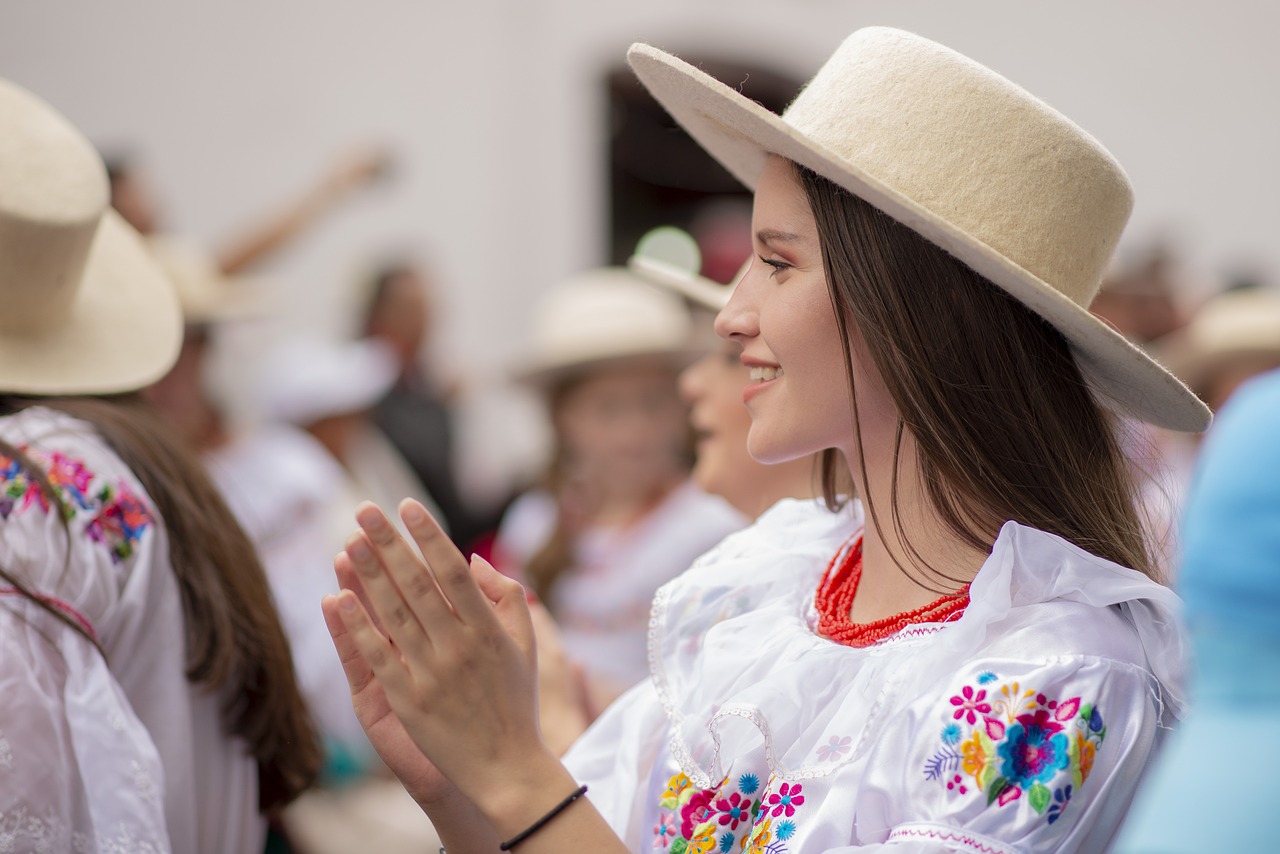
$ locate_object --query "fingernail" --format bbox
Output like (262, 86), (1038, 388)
(402, 501), (427, 525)
(349, 538), (372, 562)
(338, 594), (357, 613)
(356, 504), (386, 530)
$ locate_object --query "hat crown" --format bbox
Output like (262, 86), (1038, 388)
(0, 79), (110, 333)
(520, 268), (693, 383)
(781, 27), (1132, 309)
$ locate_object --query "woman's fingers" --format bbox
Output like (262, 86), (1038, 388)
(469, 553), (536, 662)
(344, 525), (434, 659)
(328, 589), (416, 707)
(354, 502), (461, 634)
(397, 499), (493, 626)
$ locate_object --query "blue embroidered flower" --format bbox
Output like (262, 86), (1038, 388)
(776, 819), (797, 841)
(997, 714), (1071, 787)
(977, 671), (998, 685)
(718, 831), (735, 852)
(738, 772), (760, 795)
(1046, 784), (1073, 824)
(941, 723), (961, 745)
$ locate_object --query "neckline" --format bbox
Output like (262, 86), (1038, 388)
(814, 534), (971, 648)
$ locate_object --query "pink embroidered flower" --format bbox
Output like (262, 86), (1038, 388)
(766, 782), (805, 818)
(950, 685), (992, 725)
(653, 812), (677, 848)
(714, 791), (751, 830)
(817, 734), (853, 762)
(681, 789), (718, 839)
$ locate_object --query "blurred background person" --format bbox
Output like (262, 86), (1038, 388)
(141, 239), (378, 785)
(494, 268), (743, 709)
(259, 336), (446, 543)
(361, 261), (494, 550)
(1111, 367), (1280, 853)
(1137, 286), (1280, 573)
(0, 77), (318, 853)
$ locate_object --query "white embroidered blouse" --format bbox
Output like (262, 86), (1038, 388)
(0, 407), (262, 853)
(563, 498), (1185, 853)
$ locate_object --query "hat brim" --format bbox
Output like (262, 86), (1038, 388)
(0, 210), (183, 395)
(628, 256), (731, 312)
(627, 44), (1210, 432)
(513, 348), (704, 389)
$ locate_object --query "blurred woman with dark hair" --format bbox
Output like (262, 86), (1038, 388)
(0, 79), (318, 851)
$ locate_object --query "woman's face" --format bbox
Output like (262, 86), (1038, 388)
(715, 157), (855, 464)
(554, 361), (687, 489)
(678, 343), (759, 503)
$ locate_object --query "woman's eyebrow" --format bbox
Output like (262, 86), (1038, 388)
(755, 228), (803, 245)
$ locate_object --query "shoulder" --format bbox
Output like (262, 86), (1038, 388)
(0, 407), (159, 560)
(650, 481), (746, 538)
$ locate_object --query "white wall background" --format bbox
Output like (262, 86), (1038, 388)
(4, 0), (1277, 500)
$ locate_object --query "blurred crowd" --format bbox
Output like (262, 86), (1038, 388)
(0, 37), (1277, 852)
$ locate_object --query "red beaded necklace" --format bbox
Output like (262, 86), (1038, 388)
(815, 535), (970, 648)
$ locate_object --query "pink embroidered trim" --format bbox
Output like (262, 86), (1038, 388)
(887, 826), (1014, 854)
(0, 587), (100, 645)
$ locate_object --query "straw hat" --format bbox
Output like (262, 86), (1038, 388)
(514, 267), (697, 386)
(146, 235), (269, 325)
(627, 27), (1210, 432)
(1153, 289), (1280, 401)
(0, 78), (181, 395)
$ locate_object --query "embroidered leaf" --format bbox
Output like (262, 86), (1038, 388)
(1055, 697), (1081, 722)
(671, 839), (689, 854)
(978, 762), (997, 792)
(1028, 783), (1050, 814)
(984, 717), (1005, 740)
(987, 777), (1010, 806)
(923, 748), (961, 781)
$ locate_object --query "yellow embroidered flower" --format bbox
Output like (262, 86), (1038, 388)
(744, 818), (773, 853)
(961, 730), (987, 780)
(1076, 732), (1097, 782)
(689, 821), (720, 854)
(660, 773), (695, 809)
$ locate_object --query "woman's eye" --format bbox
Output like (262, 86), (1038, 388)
(758, 256), (791, 278)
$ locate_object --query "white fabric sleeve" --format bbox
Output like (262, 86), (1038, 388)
(0, 599), (171, 852)
(828, 656), (1161, 853)
(562, 678), (670, 845)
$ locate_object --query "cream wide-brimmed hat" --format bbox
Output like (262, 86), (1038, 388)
(514, 267), (698, 387)
(259, 337), (399, 426)
(0, 79), (181, 395)
(627, 27), (1210, 432)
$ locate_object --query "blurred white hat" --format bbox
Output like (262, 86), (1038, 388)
(514, 267), (697, 386)
(1154, 288), (1280, 399)
(145, 235), (269, 325)
(260, 337), (398, 425)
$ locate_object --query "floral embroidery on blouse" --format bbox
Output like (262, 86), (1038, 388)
(654, 772), (806, 853)
(923, 672), (1107, 824)
(0, 446), (153, 562)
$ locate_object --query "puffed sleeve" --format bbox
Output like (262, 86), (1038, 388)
(835, 656), (1161, 853)
(0, 599), (171, 851)
(0, 413), (172, 850)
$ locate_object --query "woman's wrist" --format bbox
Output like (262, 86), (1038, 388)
(469, 745), (583, 842)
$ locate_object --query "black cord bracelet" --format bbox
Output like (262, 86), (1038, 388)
(498, 784), (589, 851)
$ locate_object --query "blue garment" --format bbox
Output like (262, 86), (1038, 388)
(1112, 369), (1280, 852)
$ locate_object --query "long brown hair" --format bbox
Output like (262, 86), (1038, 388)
(0, 394), (320, 810)
(794, 163), (1154, 585)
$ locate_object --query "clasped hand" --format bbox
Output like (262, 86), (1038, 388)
(321, 499), (552, 818)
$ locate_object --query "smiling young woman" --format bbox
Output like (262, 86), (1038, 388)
(321, 27), (1210, 854)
